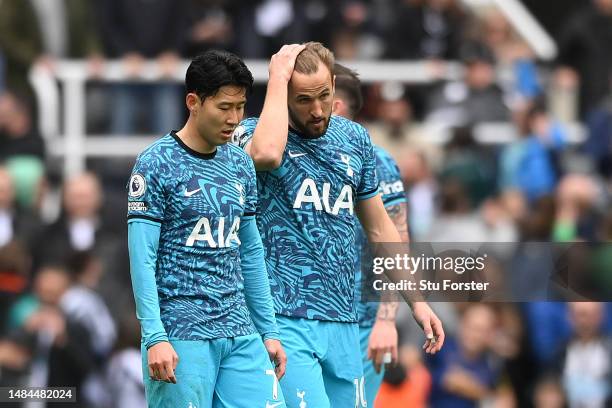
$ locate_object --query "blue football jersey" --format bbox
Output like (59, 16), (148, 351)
(127, 132), (258, 340)
(354, 146), (407, 327)
(233, 115), (379, 322)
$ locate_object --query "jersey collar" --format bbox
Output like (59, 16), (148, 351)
(171, 131), (217, 160)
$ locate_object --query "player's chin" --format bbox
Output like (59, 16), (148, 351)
(307, 120), (328, 136)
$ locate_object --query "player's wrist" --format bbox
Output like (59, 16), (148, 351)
(267, 74), (291, 88)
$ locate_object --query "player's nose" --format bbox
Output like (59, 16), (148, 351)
(311, 100), (323, 117)
(226, 109), (241, 125)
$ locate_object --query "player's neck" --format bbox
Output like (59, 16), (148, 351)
(176, 124), (217, 154)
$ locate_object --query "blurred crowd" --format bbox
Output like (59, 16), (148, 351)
(1, 0), (612, 407)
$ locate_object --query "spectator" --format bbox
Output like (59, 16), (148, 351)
(427, 180), (515, 242)
(402, 149), (437, 240)
(374, 344), (431, 408)
(556, 0), (612, 117)
(0, 332), (31, 389)
(425, 42), (510, 126)
(0, 240), (30, 337)
(0, 167), (42, 255)
(35, 172), (121, 283)
(183, 0), (238, 57)
(439, 126), (497, 207)
(329, 1), (385, 60)
(233, 0), (311, 59)
(97, 0), (188, 135)
(532, 375), (567, 408)
(0, 92), (45, 161)
(14, 266), (97, 404)
(426, 304), (502, 408)
(60, 252), (117, 407)
(552, 302), (612, 408)
(0, 92), (47, 213)
(583, 82), (612, 178)
(553, 174), (601, 242)
(106, 315), (146, 408)
(365, 82), (444, 173)
(384, 0), (465, 60)
(477, 9), (541, 104)
(479, 9), (533, 67)
(499, 101), (566, 203)
(0, 0), (102, 103)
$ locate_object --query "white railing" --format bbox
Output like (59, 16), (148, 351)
(30, 59), (466, 176)
(30, 59), (583, 177)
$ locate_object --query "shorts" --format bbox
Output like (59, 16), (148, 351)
(276, 315), (365, 408)
(142, 333), (285, 408)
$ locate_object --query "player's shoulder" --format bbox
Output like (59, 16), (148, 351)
(330, 114), (368, 134)
(135, 133), (175, 165)
(234, 117), (260, 136)
(373, 145), (396, 165)
(329, 115), (370, 144)
(232, 117), (259, 148)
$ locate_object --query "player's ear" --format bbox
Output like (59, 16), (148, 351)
(332, 98), (342, 114)
(186, 92), (200, 115)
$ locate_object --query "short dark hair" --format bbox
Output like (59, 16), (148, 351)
(185, 50), (254, 101)
(333, 63), (363, 117)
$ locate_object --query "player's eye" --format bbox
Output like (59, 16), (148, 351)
(218, 105), (230, 111)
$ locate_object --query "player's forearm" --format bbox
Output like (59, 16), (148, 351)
(367, 211), (403, 244)
(238, 216), (280, 341)
(127, 219), (169, 349)
(377, 202), (409, 307)
(250, 77), (289, 170)
(386, 202), (409, 243)
(376, 302), (399, 321)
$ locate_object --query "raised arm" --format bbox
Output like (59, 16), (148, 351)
(245, 44), (305, 170)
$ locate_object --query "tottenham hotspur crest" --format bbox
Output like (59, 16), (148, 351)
(339, 154), (354, 177)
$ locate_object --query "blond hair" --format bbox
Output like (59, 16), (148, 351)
(294, 42), (335, 76)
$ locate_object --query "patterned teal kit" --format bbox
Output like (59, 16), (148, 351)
(127, 132), (258, 340)
(234, 115), (379, 323)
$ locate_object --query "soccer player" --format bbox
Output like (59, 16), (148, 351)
(127, 50), (287, 408)
(332, 63), (407, 407)
(233, 42), (445, 407)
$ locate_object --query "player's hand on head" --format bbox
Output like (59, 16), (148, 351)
(367, 320), (399, 373)
(411, 302), (445, 354)
(147, 341), (179, 383)
(264, 339), (287, 380)
(268, 44), (307, 83)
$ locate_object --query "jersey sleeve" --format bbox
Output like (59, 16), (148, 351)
(127, 152), (167, 223)
(231, 117), (259, 150)
(376, 149), (407, 208)
(356, 126), (380, 201)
